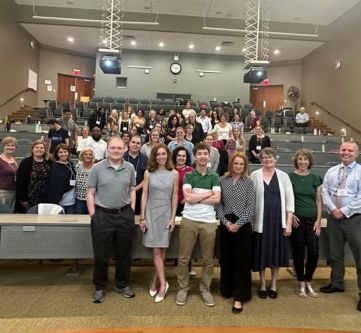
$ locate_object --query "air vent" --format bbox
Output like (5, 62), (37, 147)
(220, 41), (234, 46)
(123, 35), (136, 40)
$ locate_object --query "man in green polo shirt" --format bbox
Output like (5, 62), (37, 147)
(176, 143), (221, 307)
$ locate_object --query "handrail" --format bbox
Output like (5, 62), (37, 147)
(0, 88), (36, 108)
(310, 101), (361, 136)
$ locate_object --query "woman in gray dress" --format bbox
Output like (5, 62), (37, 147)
(140, 143), (178, 303)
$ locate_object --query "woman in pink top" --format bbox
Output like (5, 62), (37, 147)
(0, 136), (18, 210)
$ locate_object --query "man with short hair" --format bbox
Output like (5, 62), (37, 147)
(77, 127), (107, 162)
(176, 143), (221, 307)
(57, 109), (78, 153)
(197, 109), (212, 135)
(87, 137), (136, 303)
(321, 141), (361, 312)
(295, 107), (310, 128)
(123, 135), (148, 215)
(47, 118), (69, 154)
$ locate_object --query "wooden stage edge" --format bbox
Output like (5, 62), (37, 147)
(35, 327), (360, 333)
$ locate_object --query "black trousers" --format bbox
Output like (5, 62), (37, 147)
(291, 215), (319, 282)
(91, 206), (135, 290)
(219, 223), (252, 302)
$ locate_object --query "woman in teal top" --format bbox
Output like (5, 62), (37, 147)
(289, 149), (322, 298)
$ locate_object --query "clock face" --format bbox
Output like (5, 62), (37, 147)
(170, 62), (182, 75)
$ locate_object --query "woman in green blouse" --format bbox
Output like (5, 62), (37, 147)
(289, 149), (322, 298)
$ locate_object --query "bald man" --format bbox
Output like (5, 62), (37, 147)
(321, 141), (361, 311)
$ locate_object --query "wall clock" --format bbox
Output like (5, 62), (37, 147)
(170, 62), (182, 75)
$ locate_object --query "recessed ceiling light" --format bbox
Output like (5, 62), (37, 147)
(66, 36), (74, 43)
(189, 44), (194, 49)
(159, 42), (164, 47)
(273, 49), (280, 55)
(130, 40), (136, 46)
(215, 46), (221, 51)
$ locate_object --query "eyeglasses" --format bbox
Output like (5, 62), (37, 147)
(261, 155), (274, 160)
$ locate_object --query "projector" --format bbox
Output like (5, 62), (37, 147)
(243, 67), (267, 83)
(99, 54), (121, 74)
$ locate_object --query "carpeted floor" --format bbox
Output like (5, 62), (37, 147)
(0, 261), (360, 333)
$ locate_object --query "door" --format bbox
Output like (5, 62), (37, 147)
(250, 85), (284, 112)
(57, 74), (75, 103)
(57, 74), (94, 104)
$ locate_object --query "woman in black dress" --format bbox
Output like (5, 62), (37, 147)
(251, 148), (294, 299)
(248, 126), (271, 163)
(15, 139), (51, 213)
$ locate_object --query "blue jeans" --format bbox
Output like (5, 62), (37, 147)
(75, 199), (88, 214)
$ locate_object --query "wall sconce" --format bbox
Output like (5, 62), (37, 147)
(174, 54), (179, 61)
(199, 72), (204, 77)
(144, 69), (150, 74)
(196, 69), (221, 74)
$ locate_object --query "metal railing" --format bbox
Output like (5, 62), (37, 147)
(0, 88), (36, 108)
(310, 101), (361, 136)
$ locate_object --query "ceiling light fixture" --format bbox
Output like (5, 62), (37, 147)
(215, 46), (221, 51)
(130, 40), (136, 46)
(32, 16), (159, 25)
(202, 26), (319, 38)
(66, 36), (74, 43)
(273, 49), (280, 55)
(159, 42), (164, 47)
(189, 44), (194, 49)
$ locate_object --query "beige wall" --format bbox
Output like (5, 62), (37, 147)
(267, 63), (302, 109)
(0, 0), (38, 119)
(302, 1), (361, 141)
(37, 48), (95, 106)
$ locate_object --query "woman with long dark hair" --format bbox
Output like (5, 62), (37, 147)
(43, 144), (76, 214)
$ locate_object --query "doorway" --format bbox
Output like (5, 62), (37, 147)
(57, 74), (94, 104)
(250, 85), (284, 112)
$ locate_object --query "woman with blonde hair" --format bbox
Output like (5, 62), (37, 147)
(217, 153), (255, 313)
(75, 148), (95, 214)
(15, 139), (51, 213)
(140, 129), (160, 158)
(0, 136), (17, 210)
(140, 143), (178, 303)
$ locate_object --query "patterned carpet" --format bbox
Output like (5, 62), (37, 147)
(0, 261), (360, 333)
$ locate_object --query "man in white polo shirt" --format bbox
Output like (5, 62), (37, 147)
(175, 143), (221, 307)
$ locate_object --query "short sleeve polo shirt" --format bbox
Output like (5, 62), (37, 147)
(87, 158), (136, 208)
(182, 169), (220, 223)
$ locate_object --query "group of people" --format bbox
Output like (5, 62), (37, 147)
(69, 133), (360, 314)
(1, 106), (360, 315)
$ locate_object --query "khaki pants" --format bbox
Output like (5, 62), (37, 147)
(177, 217), (217, 292)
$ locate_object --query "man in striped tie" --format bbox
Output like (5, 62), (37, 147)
(321, 141), (361, 312)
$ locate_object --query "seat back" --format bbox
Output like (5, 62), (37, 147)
(27, 203), (65, 214)
(0, 204), (12, 213)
